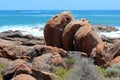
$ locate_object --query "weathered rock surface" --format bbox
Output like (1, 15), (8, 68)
(91, 43), (111, 66)
(44, 11), (74, 48)
(44, 11), (103, 57)
(62, 19), (90, 51)
(32, 52), (68, 72)
(26, 45), (67, 59)
(110, 56), (120, 66)
(93, 25), (119, 32)
(0, 30), (45, 46)
(2, 59), (56, 80)
(11, 74), (36, 80)
(74, 24), (103, 56)
(0, 58), (11, 65)
(0, 41), (28, 60)
(0, 30), (23, 38)
(108, 41), (120, 59)
(32, 53), (52, 72)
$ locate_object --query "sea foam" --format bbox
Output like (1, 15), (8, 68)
(99, 26), (120, 38)
(0, 24), (120, 39)
(0, 24), (44, 37)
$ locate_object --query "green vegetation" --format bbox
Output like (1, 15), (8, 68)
(96, 66), (106, 76)
(64, 58), (77, 65)
(106, 64), (120, 77)
(53, 67), (68, 80)
(52, 57), (120, 80)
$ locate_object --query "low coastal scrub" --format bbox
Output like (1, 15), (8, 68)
(64, 58), (77, 65)
(66, 57), (105, 80)
(52, 66), (68, 80)
(105, 64), (120, 77)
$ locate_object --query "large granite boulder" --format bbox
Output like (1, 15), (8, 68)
(74, 24), (103, 57)
(44, 11), (74, 48)
(62, 19), (90, 51)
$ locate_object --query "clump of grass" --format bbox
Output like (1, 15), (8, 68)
(64, 58), (77, 65)
(96, 66), (106, 76)
(105, 64), (120, 77)
(52, 67), (67, 80)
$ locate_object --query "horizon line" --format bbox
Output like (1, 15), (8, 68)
(0, 9), (120, 11)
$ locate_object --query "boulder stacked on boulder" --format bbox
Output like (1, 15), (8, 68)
(44, 11), (103, 57)
(44, 11), (120, 67)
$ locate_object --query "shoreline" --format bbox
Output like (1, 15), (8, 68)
(0, 24), (120, 38)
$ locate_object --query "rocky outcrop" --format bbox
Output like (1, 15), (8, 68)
(0, 30), (45, 46)
(31, 45), (67, 57)
(93, 25), (119, 32)
(44, 11), (103, 57)
(32, 52), (68, 72)
(0, 41), (28, 60)
(0, 30), (23, 38)
(2, 59), (56, 80)
(44, 11), (74, 48)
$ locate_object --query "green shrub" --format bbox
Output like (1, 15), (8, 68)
(64, 58), (77, 65)
(106, 64), (120, 77)
(53, 67), (67, 80)
(66, 57), (106, 80)
(96, 66), (106, 76)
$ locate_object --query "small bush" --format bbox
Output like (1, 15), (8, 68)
(66, 57), (105, 80)
(96, 66), (106, 76)
(53, 67), (67, 80)
(106, 64), (120, 77)
(64, 58), (77, 65)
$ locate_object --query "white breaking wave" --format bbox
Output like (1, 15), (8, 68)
(98, 26), (120, 38)
(0, 24), (120, 39)
(0, 24), (45, 37)
(99, 31), (120, 38)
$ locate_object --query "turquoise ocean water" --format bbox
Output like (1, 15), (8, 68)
(0, 10), (120, 37)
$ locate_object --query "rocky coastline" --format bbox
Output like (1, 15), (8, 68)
(0, 11), (120, 80)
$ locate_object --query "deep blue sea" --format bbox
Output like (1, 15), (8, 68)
(0, 10), (120, 37)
